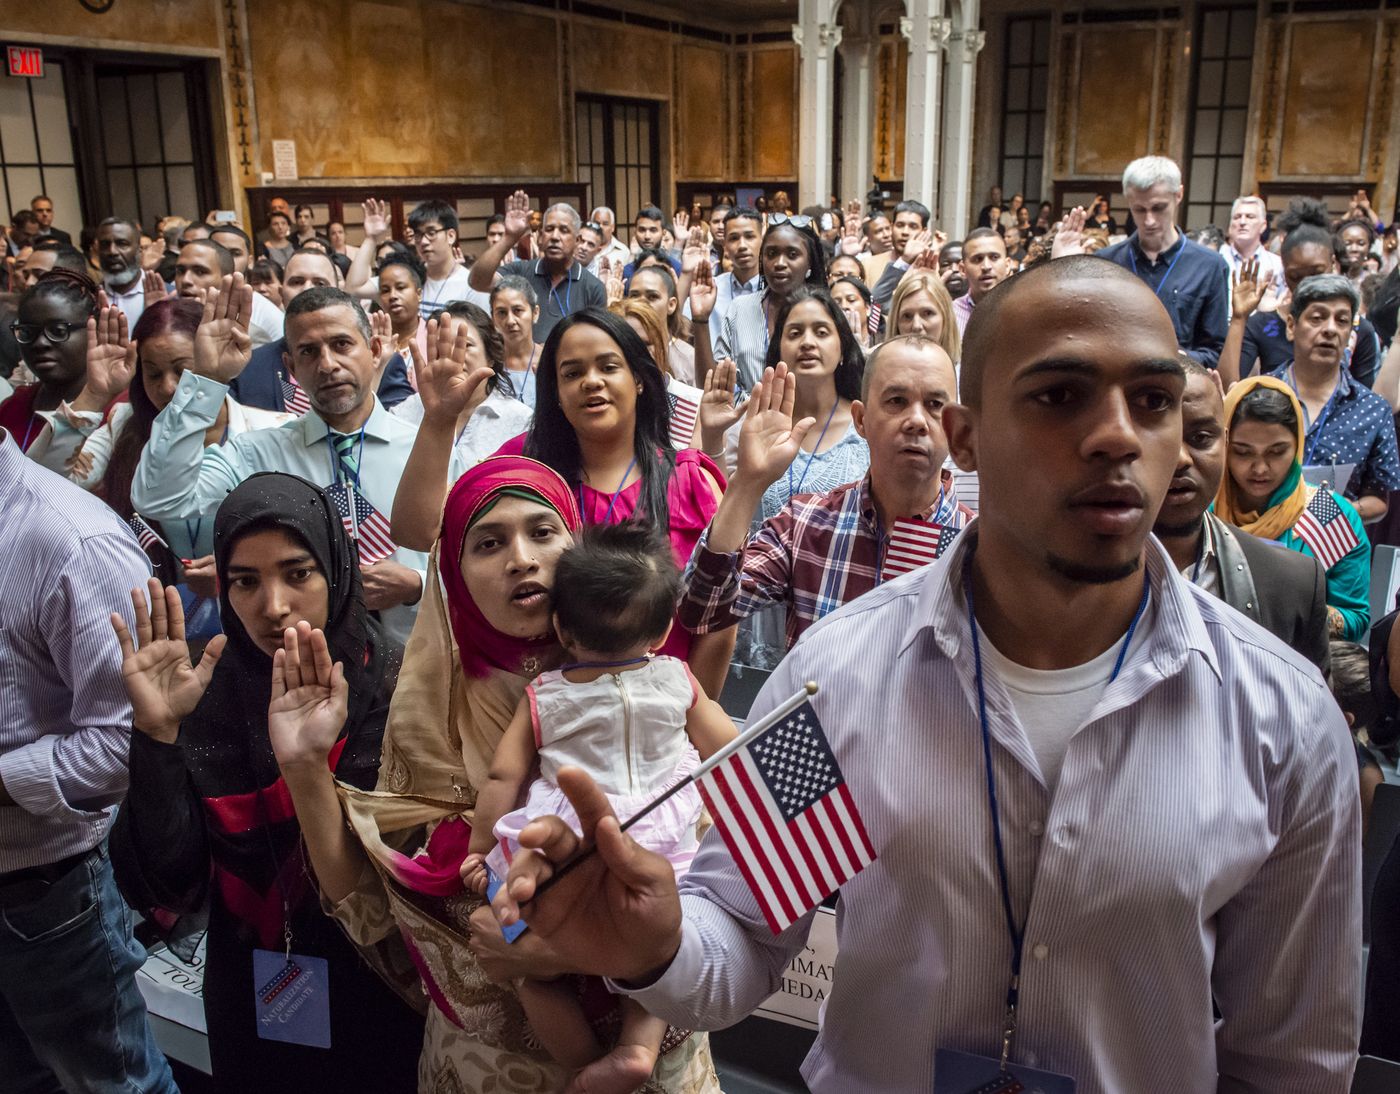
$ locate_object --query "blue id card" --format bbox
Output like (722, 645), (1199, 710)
(252, 949), (331, 1048)
(485, 867), (529, 944)
(934, 1049), (1075, 1094)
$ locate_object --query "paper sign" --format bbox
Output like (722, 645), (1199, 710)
(252, 949), (330, 1048)
(136, 934), (207, 1033)
(272, 139), (298, 180)
(752, 905), (836, 1030)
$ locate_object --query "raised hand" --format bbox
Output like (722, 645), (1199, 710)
(901, 228), (933, 265)
(370, 309), (396, 373)
(1231, 258), (1268, 320)
(110, 578), (227, 745)
(734, 363), (817, 488)
(491, 767), (684, 982)
(412, 313), (495, 425)
(699, 358), (747, 452)
(689, 260), (717, 322)
(680, 226), (709, 275)
(845, 197), (862, 223)
(142, 268), (168, 308)
(503, 190), (533, 240)
(841, 214), (862, 254)
(83, 306), (137, 404)
(672, 209), (690, 239)
(362, 197), (391, 243)
(140, 235), (166, 271)
(193, 272), (254, 383)
(605, 263), (625, 306)
(268, 621), (348, 774)
(1051, 206), (1087, 258)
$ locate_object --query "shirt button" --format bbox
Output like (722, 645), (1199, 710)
(1032, 943), (1049, 960)
(1028, 820), (1045, 836)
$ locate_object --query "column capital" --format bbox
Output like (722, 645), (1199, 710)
(951, 28), (986, 60)
(793, 21), (844, 56)
(900, 15), (953, 50)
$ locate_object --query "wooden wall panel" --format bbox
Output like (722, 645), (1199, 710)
(1072, 28), (1155, 175)
(1278, 19), (1372, 177)
(0, 0), (221, 51)
(751, 46), (797, 179)
(678, 45), (727, 179)
(572, 21), (670, 98)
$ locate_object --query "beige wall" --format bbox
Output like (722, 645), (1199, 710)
(0, 0), (222, 52)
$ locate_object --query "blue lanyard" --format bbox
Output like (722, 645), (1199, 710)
(788, 400), (840, 500)
(1285, 366), (1345, 467)
(560, 655), (649, 673)
(324, 426), (366, 489)
(19, 412), (40, 452)
(1127, 238), (1187, 301)
(507, 347), (537, 403)
(548, 269), (572, 317)
(963, 552), (1149, 1064)
(579, 457), (637, 526)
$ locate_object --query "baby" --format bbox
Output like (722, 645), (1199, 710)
(463, 522), (736, 1092)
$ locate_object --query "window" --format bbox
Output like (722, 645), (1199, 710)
(1185, 7), (1256, 231)
(575, 95), (661, 244)
(96, 66), (202, 228)
(0, 64), (80, 231)
(998, 16), (1050, 206)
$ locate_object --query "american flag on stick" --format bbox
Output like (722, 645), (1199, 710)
(128, 514), (167, 556)
(881, 518), (952, 581)
(1294, 488), (1360, 570)
(696, 686), (876, 934)
(667, 390), (701, 449)
(332, 483), (397, 569)
(867, 302), (883, 339)
(280, 374), (311, 416)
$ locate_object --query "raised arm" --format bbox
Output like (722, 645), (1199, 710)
(468, 190), (532, 293)
(344, 198), (391, 299)
(389, 315), (496, 551)
(1219, 259), (1267, 389)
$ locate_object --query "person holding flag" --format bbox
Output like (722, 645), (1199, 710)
(680, 336), (971, 653)
(1214, 374), (1371, 640)
(484, 257), (1361, 1093)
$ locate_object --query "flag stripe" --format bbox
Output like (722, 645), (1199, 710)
(792, 810), (841, 895)
(698, 770), (791, 933)
(810, 793), (858, 880)
(831, 784), (878, 865)
(718, 758), (808, 925)
(733, 752), (826, 914)
(705, 762), (797, 926)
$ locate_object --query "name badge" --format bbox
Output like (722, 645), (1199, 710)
(252, 949), (331, 1048)
(934, 1048), (1075, 1094)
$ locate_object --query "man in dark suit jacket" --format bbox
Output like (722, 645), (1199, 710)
(1154, 361), (1330, 672)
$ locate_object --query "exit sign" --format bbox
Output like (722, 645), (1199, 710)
(7, 47), (42, 79)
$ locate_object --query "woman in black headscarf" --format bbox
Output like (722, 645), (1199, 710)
(109, 472), (421, 1092)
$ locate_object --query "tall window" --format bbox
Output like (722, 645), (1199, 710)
(1184, 7), (1256, 230)
(998, 16), (1050, 205)
(0, 64), (80, 229)
(96, 66), (201, 228)
(575, 95), (661, 244)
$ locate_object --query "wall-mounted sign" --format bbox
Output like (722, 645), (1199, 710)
(272, 139), (298, 181)
(6, 46), (43, 78)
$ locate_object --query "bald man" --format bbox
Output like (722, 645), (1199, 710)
(681, 336), (973, 651)
(483, 257), (1360, 1094)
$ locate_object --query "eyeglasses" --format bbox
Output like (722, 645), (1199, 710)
(416, 226), (447, 242)
(10, 320), (79, 345)
(767, 213), (815, 230)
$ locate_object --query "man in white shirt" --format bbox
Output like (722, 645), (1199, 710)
(95, 217), (152, 327)
(590, 205), (632, 270)
(1223, 195), (1286, 297)
(131, 278), (427, 643)
(174, 238), (284, 348)
(708, 206), (764, 345)
(486, 257), (1360, 1094)
(408, 199), (489, 317)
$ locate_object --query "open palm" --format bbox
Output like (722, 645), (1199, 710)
(86, 307), (138, 402)
(735, 363), (816, 486)
(111, 579), (226, 744)
(193, 273), (254, 382)
(362, 197), (390, 241)
(267, 622), (348, 772)
(700, 359), (748, 447)
(412, 314), (495, 425)
(504, 190), (533, 239)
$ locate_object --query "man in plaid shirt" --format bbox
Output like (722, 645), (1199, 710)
(681, 337), (972, 650)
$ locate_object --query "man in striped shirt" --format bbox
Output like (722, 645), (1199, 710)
(490, 257), (1360, 1093)
(681, 336), (971, 651)
(0, 432), (177, 1092)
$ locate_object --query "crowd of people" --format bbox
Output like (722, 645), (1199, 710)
(3, 150), (1400, 1093)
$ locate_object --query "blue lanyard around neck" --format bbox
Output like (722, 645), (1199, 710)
(1127, 238), (1187, 300)
(579, 456), (638, 526)
(1285, 366), (1345, 466)
(788, 400), (840, 500)
(962, 550), (1150, 1063)
(548, 271), (573, 317)
(507, 347), (537, 403)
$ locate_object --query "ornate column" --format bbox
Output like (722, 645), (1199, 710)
(940, 0), (984, 236)
(838, 1), (878, 204)
(793, 0), (842, 208)
(902, 0), (952, 209)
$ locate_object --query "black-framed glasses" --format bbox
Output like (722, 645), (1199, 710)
(416, 226), (447, 242)
(768, 213), (815, 230)
(10, 320), (79, 345)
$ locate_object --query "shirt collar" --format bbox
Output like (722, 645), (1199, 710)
(105, 277), (143, 298)
(0, 428), (28, 499)
(296, 395), (392, 448)
(857, 469), (956, 530)
(534, 259), (582, 282)
(1131, 231), (1185, 267)
(902, 523), (1221, 682)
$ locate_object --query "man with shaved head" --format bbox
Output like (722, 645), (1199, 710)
(481, 257), (1361, 1094)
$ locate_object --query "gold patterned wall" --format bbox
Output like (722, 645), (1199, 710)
(0, 0), (222, 51)
(749, 45), (798, 180)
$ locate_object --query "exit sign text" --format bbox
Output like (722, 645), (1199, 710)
(7, 47), (42, 79)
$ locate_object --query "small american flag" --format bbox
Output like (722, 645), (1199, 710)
(1294, 488), (1360, 570)
(881, 518), (952, 581)
(696, 700), (876, 934)
(867, 302), (882, 339)
(280, 374), (311, 416)
(128, 514), (167, 556)
(332, 483), (397, 569)
(667, 390), (700, 448)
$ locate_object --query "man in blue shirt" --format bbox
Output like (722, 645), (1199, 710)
(1061, 156), (1230, 369)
